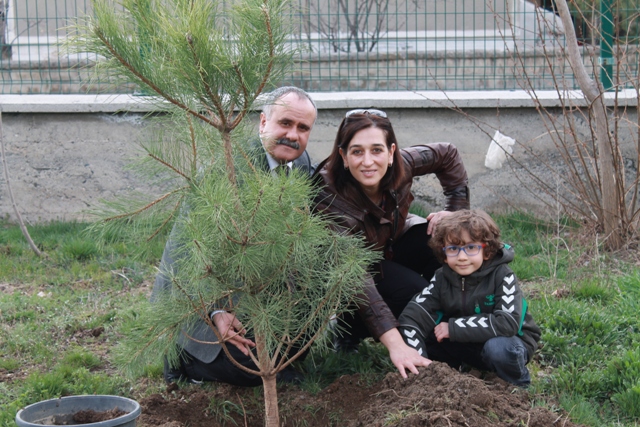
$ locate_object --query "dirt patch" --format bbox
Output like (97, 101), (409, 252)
(73, 408), (127, 424)
(37, 408), (127, 425)
(138, 362), (582, 427)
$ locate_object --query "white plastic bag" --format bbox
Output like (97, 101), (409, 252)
(484, 130), (515, 170)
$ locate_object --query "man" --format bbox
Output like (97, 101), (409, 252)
(153, 86), (317, 386)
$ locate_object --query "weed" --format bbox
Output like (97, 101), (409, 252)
(61, 238), (99, 261)
(486, 411), (500, 421)
(610, 384), (640, 419)
(207, 397), (244, 426)
(383, 409), (412, 425)
(61, 348), (102, 370)
(302, 403), (323, 416)
(327, 410), (343, 426)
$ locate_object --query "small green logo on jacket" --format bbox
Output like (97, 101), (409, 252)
(484, 294), (496, 306)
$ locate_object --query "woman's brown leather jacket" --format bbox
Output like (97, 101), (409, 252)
(313, 143), (470, 339)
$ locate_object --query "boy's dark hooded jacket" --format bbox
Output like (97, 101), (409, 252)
(398, 245), (541, 361)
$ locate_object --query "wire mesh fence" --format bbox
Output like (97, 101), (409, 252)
(0, 0), (638, 94)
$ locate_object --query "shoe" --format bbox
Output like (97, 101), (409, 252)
(276, 366), (304, 385)
(328, 318), (360, 354)
(332, 335), (360, 354)
(164, 357), (186, 384)
(163, 357), (203, 385)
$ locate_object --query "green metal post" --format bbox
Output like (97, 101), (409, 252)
(599, 0), (614, 90)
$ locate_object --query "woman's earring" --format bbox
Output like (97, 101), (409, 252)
(388, 162), (393, 167)
(344, 164), (349, 170)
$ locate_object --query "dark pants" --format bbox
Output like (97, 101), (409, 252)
(172, 339), (308, 387)
(182, 344), (264, 387)
(425, 333), (531, 386)
(338, 222), (441, 341)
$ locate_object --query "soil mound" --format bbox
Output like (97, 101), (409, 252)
(350, 362), (577, 426)
(138, 362), (582, 427)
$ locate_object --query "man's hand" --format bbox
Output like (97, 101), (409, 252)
(212, 312), (255, 356)
(426, 210), (454, 235)
(434, 322), (450, 342)
(379, 329), (432, 379)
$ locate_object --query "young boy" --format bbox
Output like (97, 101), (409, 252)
(398, 209), (540, 386)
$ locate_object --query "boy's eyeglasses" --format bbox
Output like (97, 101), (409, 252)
(442, 244), (486, 257)
(345, 108), (387, 118)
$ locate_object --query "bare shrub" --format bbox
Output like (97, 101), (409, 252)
(496, 0), (639, 251)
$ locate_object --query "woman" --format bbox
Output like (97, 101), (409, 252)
(313, 109), (470, 377)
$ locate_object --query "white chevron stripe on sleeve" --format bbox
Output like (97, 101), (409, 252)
(403, 329), (416, 338)
(502, 295), (514, 304)
(501, 304), (515, 313)
(503, 285), (516, 295)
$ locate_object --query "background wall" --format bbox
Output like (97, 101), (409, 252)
(1, 93), (637, 223)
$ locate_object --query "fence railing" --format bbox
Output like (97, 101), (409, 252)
(0, 0), (638, 94)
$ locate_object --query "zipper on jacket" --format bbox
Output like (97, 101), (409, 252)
(461, 277), (466, 308)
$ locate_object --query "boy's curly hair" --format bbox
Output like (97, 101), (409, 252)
(429, 209), (502, 263)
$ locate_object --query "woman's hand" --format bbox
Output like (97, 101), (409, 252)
(379, 329), (432, 379)
(426, 210), (454, 235)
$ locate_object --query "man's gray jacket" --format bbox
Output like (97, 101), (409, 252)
(150, 144), (314, 363)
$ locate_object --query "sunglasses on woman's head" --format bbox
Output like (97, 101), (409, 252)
(345, 108), (388, 118)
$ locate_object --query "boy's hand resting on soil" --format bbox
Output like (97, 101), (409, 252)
(380, 329), (432, 378)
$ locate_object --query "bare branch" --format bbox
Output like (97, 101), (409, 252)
(0, 111), (46, 258)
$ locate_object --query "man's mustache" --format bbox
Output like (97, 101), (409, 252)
(275, 138), (300, 150)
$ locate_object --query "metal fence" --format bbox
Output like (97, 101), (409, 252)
(0, 0), (638, 94)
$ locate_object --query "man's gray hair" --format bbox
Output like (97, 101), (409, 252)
(261, 86), (317, 120)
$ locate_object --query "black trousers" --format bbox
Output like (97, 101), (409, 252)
(338, 222), (442, 341)
(175, 338), (308, 387)
(181, 344), (263, 387)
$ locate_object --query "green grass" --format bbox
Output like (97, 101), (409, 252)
(298, 339), (395, 393)
(0, 220), (165, 426)
(1, 214), (640, 426)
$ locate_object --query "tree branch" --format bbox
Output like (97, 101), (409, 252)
(104, 186), (188, 222)
(94, 29), (221, 129)
(0, 111), (45, 258)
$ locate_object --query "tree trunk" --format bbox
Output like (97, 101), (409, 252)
(221, 131), (237, 187)
(262, 374), (279, 427)
(554, 0), (623, 249)
(254, 334), (280, 427)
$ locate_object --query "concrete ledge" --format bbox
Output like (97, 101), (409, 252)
(1, 90), (637, 113)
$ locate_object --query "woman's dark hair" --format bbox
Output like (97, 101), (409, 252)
(429, 209), (503, 263)
(326, 112), (405, 199)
